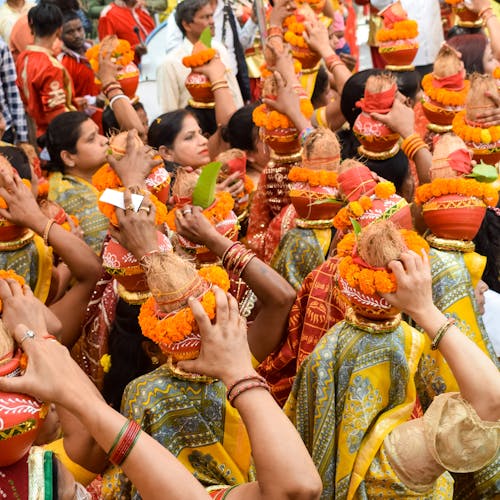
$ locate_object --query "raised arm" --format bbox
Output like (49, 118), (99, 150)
(0, 171), (102, 346)
(175, 207), (296, 361)
(178, 288), (322, 500)
(382, 251), (500, 421)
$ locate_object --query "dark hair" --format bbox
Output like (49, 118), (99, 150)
(147, 109), (193, 149)
(185, 105), (216, 136)
(28, 3), (63, 38)
(62, 8), (80, 24)
(39, 111), (89, 172)
(175, 0), (211, 36)
(221, 102), (260, 151)
(447, 33), (488, 74)
(446, 25), (482, 40)
(311, 65), (330, 108)
(102, 101), (146, 137)
(0, 146), (31, 180)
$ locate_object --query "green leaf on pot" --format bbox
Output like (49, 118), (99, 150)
(192, 161), (222, 209)
(351, 218), (362, 236)
(466, 162), (498, 183)
(200, 27), (212, 48)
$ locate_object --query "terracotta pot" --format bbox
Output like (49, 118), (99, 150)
(160, 331), (201, 361)
(338, 276), (400, 320)
(145, 167), (171, 204)
(359, 194), (413, 230)
(289, 44), (321, 70)
(454, 5), (481, 25)
(185, 71), (214, 103)
(469, 147), (500, 166)
(0, 219), (28, 243)
(102, 232), (172, 292)
(0, 351), (45, 467)
(117, 62), (140, 99)
(379, 44), (419, 67)
(422, 99), (460, 127)
(353, 113), (399, 153)
(290, 185), (343, 221)
(262, 127), (300, 155)
(423, 194), (486, 240)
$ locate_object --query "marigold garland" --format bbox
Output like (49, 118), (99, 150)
(333, 194), (373, 231)
(166, 191), (235, 231)
(98, 188), (169, 226)
(415, 177), (499, 207)
(336, 229), (429, 295)
(493, 67), (500, 79)
(452, 110), (500, 144)
(421, 73), (469, 107)
(86, 39), (134, 74)
(138, 266), (230, 346)
(0, 270), (25, 312)
(374, 181), (396, 199)
(92, 163), (166, 191)
(252, 101), (314, 131)
(289, 166), (338, 187)
(0, 179), (31, 209)
(376, 20), (418, 42)
(182, 48), (217, 68)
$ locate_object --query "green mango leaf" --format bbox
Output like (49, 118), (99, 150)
(466, 162), (499, 183)
(200, 27), (212, 48)
(350, 218), (362, 236)
(192, 161), (222, 209)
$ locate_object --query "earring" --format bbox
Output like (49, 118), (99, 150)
(151, 355), (160, 365)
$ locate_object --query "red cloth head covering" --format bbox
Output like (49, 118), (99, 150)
(356, 83), (396, 114)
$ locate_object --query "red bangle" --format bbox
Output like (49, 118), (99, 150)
(267, 25), (283, 38)
(226, 374), (266, 399)
(108, 420), (142, 466)
(228, 381), (270, 406)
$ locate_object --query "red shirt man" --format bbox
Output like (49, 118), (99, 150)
(98, 0), (155, 64)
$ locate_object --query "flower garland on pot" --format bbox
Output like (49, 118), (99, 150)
(86, 38), (134, 74)
(288, 166), (338, 187)
(138, 265), (230, 347)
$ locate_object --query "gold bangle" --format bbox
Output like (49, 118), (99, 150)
(431, 318), (456, 350)
(210, 79), (227, 89)
(42, 218), (55, 247)
(212, 83), (229, 92)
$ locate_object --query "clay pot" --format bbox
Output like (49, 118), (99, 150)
(102, 232), (172, 292)
(185, 71), (214, 104)
(290, 184), (343, 221)
(423, 193), (486, 240)
(0, 351), (45, 467)
(454, 5), (481, 26)
(289, 44), (321, 70)
(145, 167), (171, 204)
(469, 147), (500, 166)
(160, 331), (201, 361)
(117, 62), (140, 99)
(359, 194), (413, 230)
(338, 276), (400, 320)
(353, 113), (399, 153)
(0, 219), (28, 243)
(379, 44), (419, 67)
(262, 127), (300, 155)
(422, 98), (460, 127)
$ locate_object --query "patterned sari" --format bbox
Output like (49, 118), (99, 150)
(102, 365), (254, 498)
(48, 172), (108, 254)
(285, 320), (454, 499)
(270, 227), (334, 290)
(258, 257), (345, 406)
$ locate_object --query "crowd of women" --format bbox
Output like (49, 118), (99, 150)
(0, 0), (500, 498)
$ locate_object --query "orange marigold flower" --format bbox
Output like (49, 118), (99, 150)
(374, 181), (396, 199)
(182, 48), (217, 68)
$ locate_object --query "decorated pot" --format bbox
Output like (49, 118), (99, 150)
(338, 276), (400, 320)
(160, 331), (201, 361)
(117, 62), (140, 99)
(422, 98), (460, 127)
(185, 71), (214, 104)
(145, 167), (171, 204)
(102, 232), (172, 292)
(262, 127), (301, 155)
(378, 43), (419, 67)
(0, 351), (46, 467)
(353, 113), (399, 153)
(0, 219), (29, 243)
(290, 183), (343, 221)
(454, 4), (482, 27)
(423, 193), (486, 240)
(289, 44), (321, 70)
(467, 146), (500, 166)
(359, 194), (413, 230)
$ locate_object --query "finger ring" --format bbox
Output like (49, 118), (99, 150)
(182, 208), (192, 216)
(139, 205), (151, 214)
(126, 203), (135, 211)
(20, 330), (36, 345)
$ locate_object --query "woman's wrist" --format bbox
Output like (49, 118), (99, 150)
(410, 305), (447, 338)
